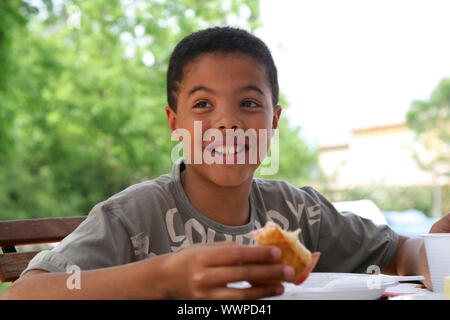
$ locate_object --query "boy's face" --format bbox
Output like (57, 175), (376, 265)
(166, 52), (281, 187)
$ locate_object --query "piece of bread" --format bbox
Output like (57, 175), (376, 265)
(251, 221), (317, 284)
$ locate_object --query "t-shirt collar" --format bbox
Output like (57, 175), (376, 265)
(170, 158), (257, 234)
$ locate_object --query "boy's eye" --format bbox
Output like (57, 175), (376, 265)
(193, 101), (212, 109)
(241, 100), (260, 108)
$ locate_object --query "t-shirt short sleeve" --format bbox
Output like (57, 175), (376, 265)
(301, 187), (399, 273)
(21, 202), (134, 276)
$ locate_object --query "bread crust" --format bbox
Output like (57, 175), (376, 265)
(251, 221), (314, 284)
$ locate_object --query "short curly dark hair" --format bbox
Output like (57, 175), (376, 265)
(166, 26), (279, 112)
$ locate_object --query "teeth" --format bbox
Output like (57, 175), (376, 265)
(215, 145), (244, 155)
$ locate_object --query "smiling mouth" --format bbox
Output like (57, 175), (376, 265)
(212, 144), (247, 155)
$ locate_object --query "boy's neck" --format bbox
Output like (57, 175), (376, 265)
(180, 167), (252, 227)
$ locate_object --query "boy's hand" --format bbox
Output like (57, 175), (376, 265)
(429, 212), (450, 234)
(162, 242), (295, 299)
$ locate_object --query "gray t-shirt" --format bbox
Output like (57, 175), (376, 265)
(23, 158), (398, 275)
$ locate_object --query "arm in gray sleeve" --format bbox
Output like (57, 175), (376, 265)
(301, 187), (399, 273)
(22, 203), (134, 275)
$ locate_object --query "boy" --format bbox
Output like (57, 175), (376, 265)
(2, 26), (449, 300)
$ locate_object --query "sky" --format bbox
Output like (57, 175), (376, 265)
(255, 0), (450, 147)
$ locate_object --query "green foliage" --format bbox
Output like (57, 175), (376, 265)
(407, 78), (450, 137)
(0, 281), (11, 295)
(0, 1), (34, 159)
(406, 78), (450, 176)
(0, 0), (315, 220)
(318, 184), (450, 218)
(254, 94), (317, 186)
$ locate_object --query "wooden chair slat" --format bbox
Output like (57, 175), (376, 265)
(0, 216), (86, 247)
(0, 251), (40, 282)
(0, 216), (86, 283)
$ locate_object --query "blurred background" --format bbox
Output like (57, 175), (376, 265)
(0, 1), (448, 241)
(255, 0), (450, 231)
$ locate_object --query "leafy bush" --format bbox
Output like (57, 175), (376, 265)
(0, 1), (316, 220)
(318, 184), (449, 218)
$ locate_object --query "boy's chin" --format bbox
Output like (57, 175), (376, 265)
(200, 163), (258, 187)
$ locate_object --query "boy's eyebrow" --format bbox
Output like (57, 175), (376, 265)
(187, 85), (265, 97)
(188, 86), (215, 96)
(238, 85), (265, 97)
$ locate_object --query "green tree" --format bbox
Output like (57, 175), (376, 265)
(254, 94), (317, 186)
(407, 78), (450, 217)
(0, 0), (315, 220)
(0, 1), (38, 159)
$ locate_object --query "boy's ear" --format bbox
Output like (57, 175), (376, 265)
(165, 106), (178, 133)
(272, 105), (282, 130)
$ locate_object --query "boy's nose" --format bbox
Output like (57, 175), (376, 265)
(213, 112), (243, 131)
(219, 125), (238, 130)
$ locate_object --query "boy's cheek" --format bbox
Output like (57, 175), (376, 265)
(181, 137), (202, 164)
(257, 129), (272, 162)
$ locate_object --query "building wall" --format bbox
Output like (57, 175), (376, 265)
(318, 123), (447, 190)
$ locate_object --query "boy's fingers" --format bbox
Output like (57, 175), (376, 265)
(199, 264), (294, 287)
(204, 245), (281, 267)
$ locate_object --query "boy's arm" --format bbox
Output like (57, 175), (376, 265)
(1, 242), (294, 300)
(382, 235), (427, 277)
(0, 254), (173, 300)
